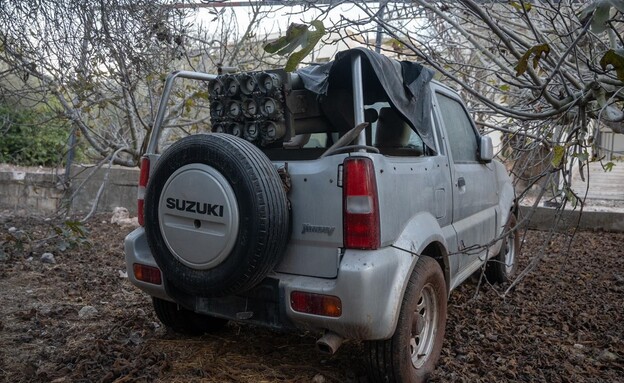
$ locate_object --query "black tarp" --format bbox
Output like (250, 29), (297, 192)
(296, 47), (436, 151)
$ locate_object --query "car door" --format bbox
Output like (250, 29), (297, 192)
(433, 89), (499, 286)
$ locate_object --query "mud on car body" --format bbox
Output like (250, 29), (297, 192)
(125, 48), (518, 382)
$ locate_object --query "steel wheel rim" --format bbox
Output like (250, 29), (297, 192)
(410, 283), (438, 369)
(504, 230), (517, 275)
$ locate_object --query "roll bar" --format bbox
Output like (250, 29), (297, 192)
(145, 52), (367, 154)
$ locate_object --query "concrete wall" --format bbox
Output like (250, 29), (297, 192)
(0, 164), (139, 216)
(600, 128), (624, 161)
(520, 206), (624, 233)
(0, 167), (65, 214)
(69, 165), (139, 216)
(2, 164), (623, 232)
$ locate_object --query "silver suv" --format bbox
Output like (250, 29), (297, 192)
(125, 48), (518, 382)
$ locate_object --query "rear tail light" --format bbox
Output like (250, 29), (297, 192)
(290, 291), (342, 317)
(137, 156), (150, 226)
(343, 157), (380, 250)
(133, 263), (162, 285)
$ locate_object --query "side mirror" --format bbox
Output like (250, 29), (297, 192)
(479, 136), (493, 163)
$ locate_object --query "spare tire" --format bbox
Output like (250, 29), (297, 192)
(144, 133), (289, 297)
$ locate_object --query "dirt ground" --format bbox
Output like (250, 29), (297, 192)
(0, 213), (623, 383)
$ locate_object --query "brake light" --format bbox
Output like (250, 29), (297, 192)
(137, 156), (150, 226)
(343, 157), (380, 249)
(290, 291), (342, 317)
(133, 263), (162, 285)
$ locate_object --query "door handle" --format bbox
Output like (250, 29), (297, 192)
(457, 177), (466, 188)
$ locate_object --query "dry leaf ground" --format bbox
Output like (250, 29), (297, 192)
(0, 214), (622, 382)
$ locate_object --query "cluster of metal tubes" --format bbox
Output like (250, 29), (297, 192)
(208, 72), (286, 145)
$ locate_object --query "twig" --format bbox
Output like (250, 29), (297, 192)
(81, 147), (129, 222)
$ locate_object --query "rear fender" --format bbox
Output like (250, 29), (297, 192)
(386, 212), (450, 332)
(494, 160), (515, 233)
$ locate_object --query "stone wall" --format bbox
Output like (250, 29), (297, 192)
(0, 164), (139, 216)
(0, 166), (65, 215)
(69, 165), (139, 216)
(520, 205), (624, 233)
(1, 164), (624, 232)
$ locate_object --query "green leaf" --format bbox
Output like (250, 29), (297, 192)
(64, 220), (88, 237)
(604, 161), (615, 172)
(388, 38), (406, 52)
(586, 2), (612, 34)
(572, 151), (589, 162)
(551, 145), (565, 168)
(579, 2), (599, 24)
(264, 20), (326, 72)
(499, 84), (510, 92)
(592, 4), (612, 33)
(510, 1), (532, 12)
(264, 23), (310, 55)
(195, 90), (210, 100)
(579, 0), (624, 34)
(563, 185), (578, 208)
(600, 49), (624, 81)
(612, 0), (624, 13)
(515, 43), (550, 77)
(184, 98), (194, 113)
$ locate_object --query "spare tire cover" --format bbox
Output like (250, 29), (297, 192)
(144, 133), (289, 297)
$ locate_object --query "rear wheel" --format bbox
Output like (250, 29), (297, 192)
(152, 297), (227, 335)
(366, 256), (447, 382)
(486, 213), (519, 283)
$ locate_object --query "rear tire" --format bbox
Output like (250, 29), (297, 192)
(366, 256), (447, 382)
(485, 213), (519, 283)
(152, 297), (227, 335)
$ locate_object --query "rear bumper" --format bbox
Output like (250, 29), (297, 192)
(125, 227), (415, 340)
(124, 227), (171, 301)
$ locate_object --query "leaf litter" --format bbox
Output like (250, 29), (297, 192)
(0, 214), (622, 382)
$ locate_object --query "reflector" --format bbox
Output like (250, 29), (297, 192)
(290, 291), (342, 317)
(133, 263), (162, 285)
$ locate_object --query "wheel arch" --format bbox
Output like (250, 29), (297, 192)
(420, 241), (451, 297)
(394, 211), (451, 277)
(494, 159), (516, 236)
(387, 212), (451, 334)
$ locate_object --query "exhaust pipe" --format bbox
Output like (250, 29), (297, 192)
(316, 331), (344, 355)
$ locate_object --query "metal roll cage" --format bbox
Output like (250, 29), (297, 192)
(146, 53), (366, 154)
